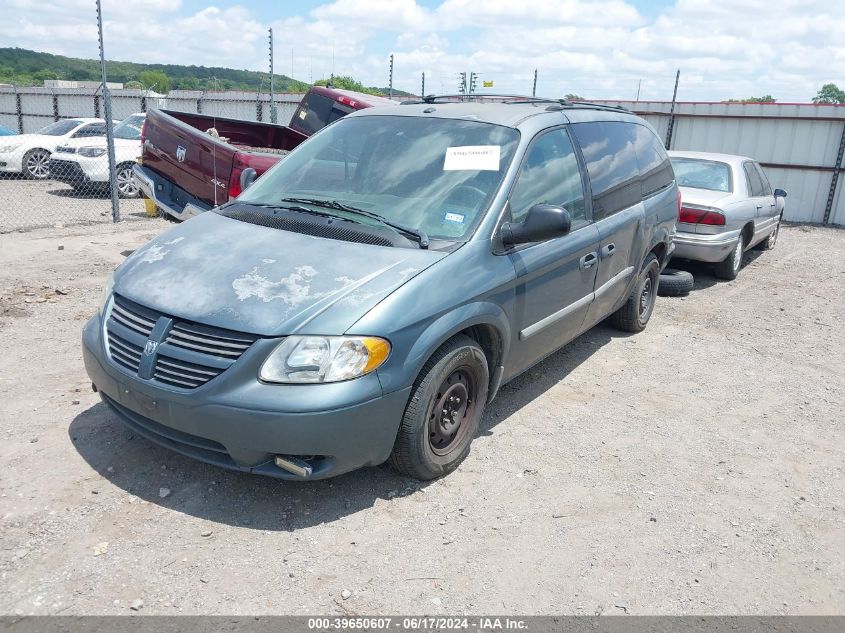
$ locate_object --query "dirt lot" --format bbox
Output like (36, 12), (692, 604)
(0, 177), (147, 233)
(0, 220), (843, 616)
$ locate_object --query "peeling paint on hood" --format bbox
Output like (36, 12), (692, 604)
(114, 212), (447, 336)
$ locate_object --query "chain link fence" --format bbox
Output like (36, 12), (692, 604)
(0, 85), (303, 233)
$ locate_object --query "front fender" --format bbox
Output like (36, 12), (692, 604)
(375, 301), (512, 395)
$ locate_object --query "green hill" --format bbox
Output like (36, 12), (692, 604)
(0, 47), (411, 96)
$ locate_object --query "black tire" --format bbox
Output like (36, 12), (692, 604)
(609, 254), (659, 333)
(157, 208), (181, 223)
(759, 217), (780, 251)
(714, 236), (744, 280)
(23, 148), (51, 180)
(657, 268), (694, 297)
(388, 334), (489, 480)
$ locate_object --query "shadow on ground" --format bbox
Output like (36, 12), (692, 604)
(68, 324), (622, 531)
(666, 248), (767, 293)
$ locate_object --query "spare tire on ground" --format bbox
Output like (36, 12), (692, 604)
(658, 268), (694, 297)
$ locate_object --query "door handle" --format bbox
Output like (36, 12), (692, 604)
(579, 252), (598, 270)
(601, 243), (616, 258)
(756, 204), (763, 209)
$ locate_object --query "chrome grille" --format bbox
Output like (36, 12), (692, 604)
(105, 294), (256, 389)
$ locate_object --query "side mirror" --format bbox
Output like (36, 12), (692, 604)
(500, 204), (572, 246)
(240, 167), (257, 192)
(774, 188), (787, 198)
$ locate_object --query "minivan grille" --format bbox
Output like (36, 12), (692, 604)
(105, 294), (258, 389)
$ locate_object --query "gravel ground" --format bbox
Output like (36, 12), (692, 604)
(0, 220), (843, 616)
(0, 177), (147, 233)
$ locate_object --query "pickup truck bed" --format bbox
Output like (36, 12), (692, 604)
(134, 109), (306, 220)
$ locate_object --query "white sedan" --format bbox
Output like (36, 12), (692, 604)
(0, 118), (112, 179)
(49, 113), (145, 198)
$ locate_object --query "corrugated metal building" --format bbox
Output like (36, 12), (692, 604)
(599, 101), (845, 226)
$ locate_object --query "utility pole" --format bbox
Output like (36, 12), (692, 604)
(421, 72), (425, 97)
(268, 28), (277, 124)
(388, 54), (394, 100)
(636, 79), (642, 102)
(665, 69), (680, 150)
(96, 0), (119, 223)
(458, 72), (467, 95)
(532, 68), (538, 97)
(469, 72), (477, 94)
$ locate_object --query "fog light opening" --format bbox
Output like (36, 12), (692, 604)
(274, 455), (314, 478)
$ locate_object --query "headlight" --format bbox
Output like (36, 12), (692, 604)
(260, 336), (390, 384)
(99, 272), (114, 314)
(79, 147), (107, 158)
(0, 144), (22, 154)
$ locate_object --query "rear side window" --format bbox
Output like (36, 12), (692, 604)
(631, 124), (674, 197)
(293, 94), (353, 135)
(72, 123), (107, 138)
(509, 128), (586, 226)
(570, 121), (641, 220)
(753, 163), (772, 196)
(743, 162), (765, 197)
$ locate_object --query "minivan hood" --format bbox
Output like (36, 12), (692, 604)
(114, 212), (447, 336)
(679, 186), (734, 207)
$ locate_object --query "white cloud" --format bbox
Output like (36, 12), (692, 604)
(0, 0), (842, 101)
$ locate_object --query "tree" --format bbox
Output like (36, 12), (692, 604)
(565, 93), (583, 101)
(139, 70), (170, 93)
(315, 75), (384, 96)
(813, 83), (845, 104)
(726, 95), (775, 103)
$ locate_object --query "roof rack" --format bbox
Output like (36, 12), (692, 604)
(400, 94), (629, 113)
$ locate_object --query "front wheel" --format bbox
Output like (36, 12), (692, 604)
(23, 148), (51, 179)
(609, 254), (659, 333)
(388, 335), (489, 480)
(759, 218), (780, 251)
(115, 164), (140, 198)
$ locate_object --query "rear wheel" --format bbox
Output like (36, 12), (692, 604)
(759, 217), (780, 251)
(115, 163), (140, 198)
(609, 254), (659, 333)
(388, 335), (488, 480)
(23, 148), (50, 179)
(714, 236), (744, 280)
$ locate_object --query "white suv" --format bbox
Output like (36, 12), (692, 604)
(49, 113), (145, 198)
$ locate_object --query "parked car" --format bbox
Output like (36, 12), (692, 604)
(0, 123), (17, 136)
(134, 86), (398, 221)
(0, 118), (113, 179)
(669, 151), (786, 279)
(49, 113), (145, 198)
(83, 99), (678, 481)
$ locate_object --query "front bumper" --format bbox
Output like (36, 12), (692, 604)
(50, 155), (110, 184)
(82, 315), (411, 480)
(132, 164), (212, 221)
(671, 229), (741, 263)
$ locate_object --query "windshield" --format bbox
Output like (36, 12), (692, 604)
(37, 120), (82, 136)
(113, 114), (145, 140)
(671, 158), (732, 192)
(237, 115), (520, 242)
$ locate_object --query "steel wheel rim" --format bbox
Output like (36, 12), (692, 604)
(639, 275), (653, 318)
(428, 367), (477, 456)
(27, 151), (49, 178)
(732, 240), (743, 271)
(116, 167), (138, 196)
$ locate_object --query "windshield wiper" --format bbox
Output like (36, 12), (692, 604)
(237, 201), (341, 220)
(281, 197), (430, 249)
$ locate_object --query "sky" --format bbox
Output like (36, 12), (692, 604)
(1, 0), (843, 102)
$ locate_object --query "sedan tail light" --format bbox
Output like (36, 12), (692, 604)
(679, 205), (726, 226)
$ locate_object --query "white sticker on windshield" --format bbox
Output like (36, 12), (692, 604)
(443, 145), (501, 171)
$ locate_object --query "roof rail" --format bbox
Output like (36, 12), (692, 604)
(400, 94), (629, 112)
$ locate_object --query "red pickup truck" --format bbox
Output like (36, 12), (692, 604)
(133, 86), (396, 220)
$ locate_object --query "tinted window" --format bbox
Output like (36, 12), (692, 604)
(753, 163), (772, 196)
(631, 124), (674, 196)
(72, 123), (106, 138)
(671, 158), (732, 192)
(571, 121), (641, 220)
(509, 128), (586, 225)
(744, 162), (765, 197)
(37, 119), (82, 136)
(293, 94), (353, 135)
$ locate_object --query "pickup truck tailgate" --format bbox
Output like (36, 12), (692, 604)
(142, 109), (236, 207)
